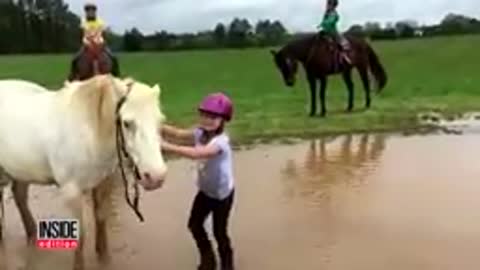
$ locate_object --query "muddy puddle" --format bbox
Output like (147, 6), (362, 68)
(2, 132), (480, 270)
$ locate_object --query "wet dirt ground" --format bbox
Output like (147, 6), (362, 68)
(1, 132), (480, 270)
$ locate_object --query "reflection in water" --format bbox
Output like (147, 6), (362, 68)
(282, 133), (387, 205)
(280, 134), (388, 264)
(2, 133), (480, 270)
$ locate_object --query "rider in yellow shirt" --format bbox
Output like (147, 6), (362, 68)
(81, 8), (106, 46)
(70, 2), (119, 77)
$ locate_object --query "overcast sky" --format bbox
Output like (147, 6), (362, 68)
(66, 0), (479, 34)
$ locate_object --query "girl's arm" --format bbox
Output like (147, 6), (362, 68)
(161, 140), (221, 160)
(160, 124), (196, 145)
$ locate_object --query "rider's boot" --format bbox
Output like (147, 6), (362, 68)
(219, 248), (234, 270)
(197, 249), (217, 270)
(341, 48), (351, 65)
(104, 47), (120, 77)
(337, 35), (352, 65)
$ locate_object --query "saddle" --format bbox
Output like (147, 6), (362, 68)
(316, 32), (352, 72)
(83, 38), (108, 74)
(85, 40), (104, 59)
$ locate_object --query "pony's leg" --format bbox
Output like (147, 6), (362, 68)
(60, 182), (86, 270)
(357, 66), (371, 109)
(11, 181), (36, 243)
(72, 196), (85, 270)
(319, 76), (328, 117)
(0, 187), (4, 242)
(92, 176), (114, 263)
(0, 173), (9, 243)
(307, 73), (317, 117)
(342, 69), (355, 112)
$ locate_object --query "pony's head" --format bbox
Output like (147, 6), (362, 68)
(111, 77), (168, 191)
(271, 49), (298, 87)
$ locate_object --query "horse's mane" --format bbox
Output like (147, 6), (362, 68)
(281, 33), (317, 52)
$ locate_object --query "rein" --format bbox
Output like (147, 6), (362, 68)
(114, 82), (145, 222)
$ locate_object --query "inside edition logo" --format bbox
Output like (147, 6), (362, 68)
(36, 218), (80, 250)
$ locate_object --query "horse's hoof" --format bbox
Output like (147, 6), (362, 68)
(73, 259), (85, 270)
(27, 235), (37, 246)
(98, 253), (112, 265)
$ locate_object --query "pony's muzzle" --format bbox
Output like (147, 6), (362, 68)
(139, 168), (167, 191)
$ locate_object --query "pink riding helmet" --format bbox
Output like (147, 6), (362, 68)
(198, 92), (234, 121)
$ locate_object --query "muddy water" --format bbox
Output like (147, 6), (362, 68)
(2, 133), (480, 270)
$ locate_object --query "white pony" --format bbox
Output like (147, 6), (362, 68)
(0, 74), (167, 269)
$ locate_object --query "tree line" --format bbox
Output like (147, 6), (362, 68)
(1, 0), (479, 54)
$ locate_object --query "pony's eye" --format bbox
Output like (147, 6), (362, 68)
(123, 120), (135, 131)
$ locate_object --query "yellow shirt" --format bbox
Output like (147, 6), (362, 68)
(81, 17), (105, 37)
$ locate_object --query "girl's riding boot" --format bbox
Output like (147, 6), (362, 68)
(220, 249), (234, 270)
(197, 250), (217, 270)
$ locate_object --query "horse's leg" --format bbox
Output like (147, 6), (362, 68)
(72, 195), (85, 270)
(357, 66), (372, 109)
(0, 173), (9, 243)
(11, 181), (36, 243)
(0, 187), (4, 242)
(307, 73), (317, 117)
(60, 182), (86, 270)
(92, 176), (114, 263)
(342, 69), (355, 112)
(319, 76), (328, 117)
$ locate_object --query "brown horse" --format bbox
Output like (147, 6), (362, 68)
(68, 41), (120, 82)
(271, 32), (387, 117)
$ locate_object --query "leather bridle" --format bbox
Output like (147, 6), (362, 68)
(114, 81), (145, 222)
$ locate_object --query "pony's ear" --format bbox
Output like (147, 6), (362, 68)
(153, 84), (161, 96)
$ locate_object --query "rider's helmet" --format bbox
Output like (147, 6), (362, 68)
(327, 0), (338, 8)
(84, 2), (97, 11)
(198, 92), (234, 122)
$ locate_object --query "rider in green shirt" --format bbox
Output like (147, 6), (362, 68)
(317, 0), (351, 64)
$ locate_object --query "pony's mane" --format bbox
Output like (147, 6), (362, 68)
(63, 75), (165, 141)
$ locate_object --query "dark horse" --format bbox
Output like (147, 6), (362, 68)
(271, 32), (387, 117)
(67, 41), (120, 82)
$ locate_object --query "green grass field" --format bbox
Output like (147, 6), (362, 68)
(0, 34), (479, 144)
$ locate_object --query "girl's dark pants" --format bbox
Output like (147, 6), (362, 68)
(188, 190), (235, 269)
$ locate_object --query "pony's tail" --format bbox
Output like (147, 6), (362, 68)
(366, 44), (387, 93)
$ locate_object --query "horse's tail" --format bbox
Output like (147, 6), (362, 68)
(366, 44), (387, 93)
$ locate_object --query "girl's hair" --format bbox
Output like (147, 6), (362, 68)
(199, 119), (226, 145)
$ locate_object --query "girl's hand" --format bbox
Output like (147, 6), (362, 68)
(160, 140), (220, 160)
(161, 140), (175, 152)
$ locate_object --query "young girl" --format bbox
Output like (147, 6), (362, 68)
(161, 92), (235, 270)
(317, 0), (351, 64)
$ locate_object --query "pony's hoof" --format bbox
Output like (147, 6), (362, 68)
(98, 253), (112, 265)
(73, 259), (85, 270)
(27, 235), (37, 246)
(74, 263), (84, 270)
